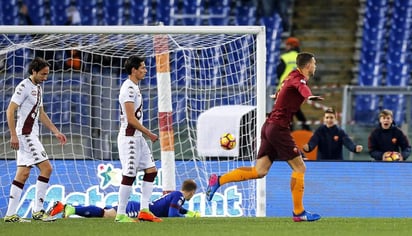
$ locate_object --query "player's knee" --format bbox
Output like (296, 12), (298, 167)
(121, 175), (136, 185)
(143, 171), (157, 182)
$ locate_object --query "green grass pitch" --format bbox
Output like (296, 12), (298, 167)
(1, 217), (411, 236)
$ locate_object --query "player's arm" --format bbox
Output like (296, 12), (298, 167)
(6, 101), (19, 150)
(124, 102), (158, 142)
(39, 106), (67, 145)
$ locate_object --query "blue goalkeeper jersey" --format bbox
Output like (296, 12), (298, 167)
(113, 191), (188, 217)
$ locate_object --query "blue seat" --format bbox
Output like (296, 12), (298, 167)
(129, 0), (151, 25)
(2, 1), (18, 25)
(50, 0), (70, 25)
(208, 1), (230, 25)
(354, 95), (380, 125)
(71, 93), (90, 125)
(383, 95), (405, 125)
(27, 0), (46, 25)
(6, 48), (29, 74)
(171, 51), (186, 86)
(173, 94), (186, 124)
(104, 3), (124, 25)
(182, 0), (202, 25)
(235, 3), (256, 25)
(77, 1), (98, 25)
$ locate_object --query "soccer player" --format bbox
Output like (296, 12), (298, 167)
(4, 57), (67, 222)
(115, 55), (160, 223)
(302, 107), (363, 160)
(48, 179), (200, 219)
(206, 52), (323, 222)
(368, 109), (411, 161)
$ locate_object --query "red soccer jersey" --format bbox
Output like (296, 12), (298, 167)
(267, 69), (312, 128)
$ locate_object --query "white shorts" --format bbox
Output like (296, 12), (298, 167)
(16, 134), (49, 167)
(117, 135), (155, 177)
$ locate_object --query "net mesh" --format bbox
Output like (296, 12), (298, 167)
(0, 30), (260, 217)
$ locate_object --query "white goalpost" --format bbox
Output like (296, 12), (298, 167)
(0, 25), (267, 217)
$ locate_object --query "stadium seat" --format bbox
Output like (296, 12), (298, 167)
(383, 95), (405, 126)
(129, 0), (151, 25)
(2, 1), (19, 25)
(77, 0), (98, 25)
(71, 93), (90, 125)
(354, 95), (380, 125)
(26, 0), (46, 25)
(182, 0), (202, 25)
(173, 94), (186, 124)
(235, 3), (257, 25)
(155, 0), (172, 25)
(50, 0), (70, 25)
(208, 1), (230, 25)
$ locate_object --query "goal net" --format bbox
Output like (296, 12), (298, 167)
(0, 26), (266, 217)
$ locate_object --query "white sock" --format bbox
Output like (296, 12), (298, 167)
(6, 184), (23, 216)
(34, 179), (48, 212)
(117, 184), (132, 215)
(140, 181), (154, 210)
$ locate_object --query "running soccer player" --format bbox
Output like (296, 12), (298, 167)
(206, 52), (323, 222)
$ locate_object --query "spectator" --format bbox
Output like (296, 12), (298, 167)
(65, 6), (81, 25)
(368, 109), (411, 161)
(303, 107), (363, 160)
(65, 43), (82, 71)
(272, 37), (310, 130)
(19, 4), (33, 25)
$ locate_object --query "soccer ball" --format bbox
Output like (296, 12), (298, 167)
(383, 151), (401, 161)
(220, 133), (236, 150)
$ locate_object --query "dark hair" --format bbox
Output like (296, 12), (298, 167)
(296, 52), (314, 69)
(181, 179), (197, 192)
(324, 107), (336, 114)
(28, 57), (50, 75)
(124, 55), (145, 75)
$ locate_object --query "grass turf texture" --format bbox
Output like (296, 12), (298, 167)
(1, 217), (411, 236)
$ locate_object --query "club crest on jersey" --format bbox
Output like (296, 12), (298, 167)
(300, 79), (306, 84)
(31, 90), (37, 96)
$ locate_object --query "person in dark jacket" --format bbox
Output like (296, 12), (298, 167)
(368, 109), (411, 161)
(303, 107), (363, 160)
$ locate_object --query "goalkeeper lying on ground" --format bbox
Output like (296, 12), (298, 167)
(48, 179), (200, 220)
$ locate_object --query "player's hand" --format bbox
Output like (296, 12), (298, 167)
(55, 132), (67, 145)
(308, 96), (324, 101)
(10, 135), (19, 150)
(148, 132), (158, 142)
(185, 210), (201, 218)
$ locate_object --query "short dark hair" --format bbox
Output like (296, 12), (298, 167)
(324, 107), (336, 114)
(124, 55), (145, 75)
(181, 179), (197, 192)
(296, 52), (314, 69)
(28, 57), (50, 75)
